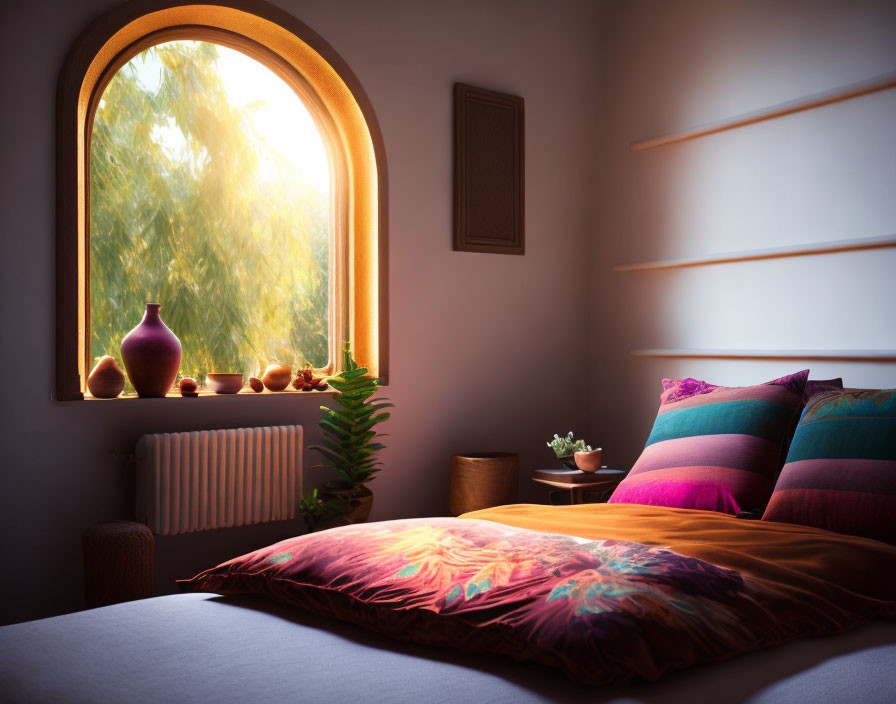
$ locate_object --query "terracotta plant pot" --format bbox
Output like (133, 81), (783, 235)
(86, 355), (126, 398)
(323, 485), (374, 524)
(574, 448), (603, 472)
(120, 304), (182, 398)
(206, 373), (244, 394)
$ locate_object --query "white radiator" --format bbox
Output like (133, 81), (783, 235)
(136, 425), (303, 535)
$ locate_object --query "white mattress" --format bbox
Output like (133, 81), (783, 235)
(1, 593), (894, 703)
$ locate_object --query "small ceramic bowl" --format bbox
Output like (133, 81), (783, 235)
(206, 373), (244, 394)
(574, 448), (603, 472)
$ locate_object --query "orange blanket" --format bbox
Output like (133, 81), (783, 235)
(463, 503), (896, 669)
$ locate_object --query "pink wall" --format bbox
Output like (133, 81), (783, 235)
(0, 0), (602, 624)
(588, 0), (896, 468)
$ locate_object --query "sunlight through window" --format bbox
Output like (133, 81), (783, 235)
(90, 40), (331, 391)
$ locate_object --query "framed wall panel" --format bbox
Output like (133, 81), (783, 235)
(453, 83), (524, 254)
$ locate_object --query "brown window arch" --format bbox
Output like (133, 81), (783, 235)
(56, 0), (388, 400)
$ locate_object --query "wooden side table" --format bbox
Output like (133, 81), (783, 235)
(532, 468), (627, 505)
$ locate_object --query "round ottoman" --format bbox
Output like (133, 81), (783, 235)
(82, 521), (154, 608)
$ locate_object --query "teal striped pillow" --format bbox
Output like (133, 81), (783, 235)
(763, 389), (896, 543)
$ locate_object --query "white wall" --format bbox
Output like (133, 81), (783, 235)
(0, 0), (602, 624)
(589, 0), (896, 468)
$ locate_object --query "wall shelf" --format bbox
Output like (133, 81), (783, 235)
(631, 349), (896, 362)
(630, 70), (896, 152)
(612, 235), (896, 272)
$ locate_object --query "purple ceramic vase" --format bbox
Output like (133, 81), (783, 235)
(120, 303), (182, 398)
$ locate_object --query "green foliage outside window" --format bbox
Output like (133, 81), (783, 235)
(90, 40), (330, 392)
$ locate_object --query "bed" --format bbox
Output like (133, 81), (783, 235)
(1, 594), (895, 704)
(3, 378), (893, 701)
(2, 503), (895, 703)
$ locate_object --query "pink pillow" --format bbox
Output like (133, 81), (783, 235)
(609, 371), (809, 514)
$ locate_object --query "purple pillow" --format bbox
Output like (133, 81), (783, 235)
(609, 371), (809, 514)
(803, 378), (843, 404)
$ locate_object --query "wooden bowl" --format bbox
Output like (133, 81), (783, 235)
(206, 373), (244, 394)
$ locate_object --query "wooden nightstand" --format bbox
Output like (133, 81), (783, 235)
(532, 468), (627, 505)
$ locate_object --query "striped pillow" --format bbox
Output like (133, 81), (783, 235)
(609, 370), (809, 514)
(762, 389), (896, 543)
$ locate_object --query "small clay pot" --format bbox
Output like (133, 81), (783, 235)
(261, 364), (291, 391)
(574, 449), (603, 472)
(206, 373), (244, 394)
(87, 355), (126, 398)
(248, 377), (264, 393)
(322, 485), (374, 524)
(179, 377), (198, 397)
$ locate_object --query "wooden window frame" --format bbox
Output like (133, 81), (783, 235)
(56, 0), (388, 401)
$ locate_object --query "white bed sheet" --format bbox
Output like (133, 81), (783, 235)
(1, 593), (894, 704)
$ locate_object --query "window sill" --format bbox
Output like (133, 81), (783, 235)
(82, 387), (336, 401)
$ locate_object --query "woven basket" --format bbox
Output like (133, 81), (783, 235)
(83, 521), (154, 608)
(449, 452), (519, 516)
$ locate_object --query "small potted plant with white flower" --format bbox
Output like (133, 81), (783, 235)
(547, 431), (602, 471)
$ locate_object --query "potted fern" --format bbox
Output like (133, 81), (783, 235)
(309, 343), (392, 523)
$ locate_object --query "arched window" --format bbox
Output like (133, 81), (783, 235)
(56, 1), (387, 400)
